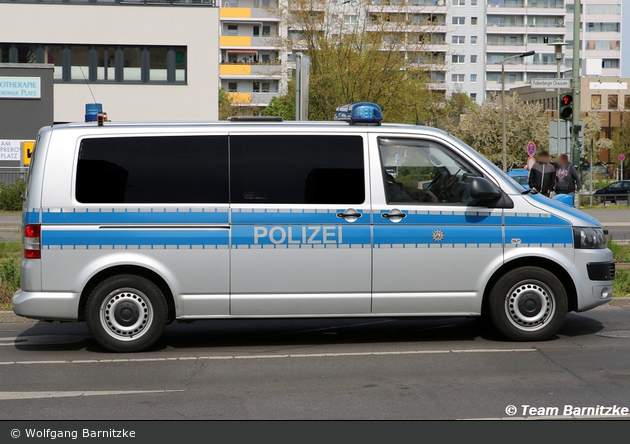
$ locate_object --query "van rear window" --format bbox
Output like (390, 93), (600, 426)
(76, 136), (229, 204)
(230, 135), (365, 204)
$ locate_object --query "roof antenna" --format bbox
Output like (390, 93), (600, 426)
(79, 66), (98, 104)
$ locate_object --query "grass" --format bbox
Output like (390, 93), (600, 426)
(614, 270), (630, 297)
(609, 241), (630, 263)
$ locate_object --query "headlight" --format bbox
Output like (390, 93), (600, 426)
(573, 227), (606, 249)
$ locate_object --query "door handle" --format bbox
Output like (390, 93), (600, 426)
(336, 208), (362, 222)
(381, 209), (407, 221)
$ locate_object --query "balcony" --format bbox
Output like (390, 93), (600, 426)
(227, 91), (280, 106)
(220, 6), (280, 20)
(220, 63), (283, 77)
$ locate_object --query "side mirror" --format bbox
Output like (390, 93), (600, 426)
(470, 177), (501, 201)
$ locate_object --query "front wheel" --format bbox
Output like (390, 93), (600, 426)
(86, 275), (168, 352)
(488, 267), (567, 341)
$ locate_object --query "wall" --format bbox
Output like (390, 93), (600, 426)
(2, 4), (219, 122)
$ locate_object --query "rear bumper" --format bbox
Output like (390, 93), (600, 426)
(12, 289), (80, 321)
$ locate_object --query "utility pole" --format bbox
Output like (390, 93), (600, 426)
(570, 0), (581, 167)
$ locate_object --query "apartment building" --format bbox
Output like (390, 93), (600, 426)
(1, 1), (220, 123)
(219, 0), (287, 109)
(218, 0), (624, 112)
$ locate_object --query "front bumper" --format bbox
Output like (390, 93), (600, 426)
(12, 289), (81, 321)
(571, 250), (615, 312)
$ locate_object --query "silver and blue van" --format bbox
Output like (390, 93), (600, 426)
(14, 103), (615, 352)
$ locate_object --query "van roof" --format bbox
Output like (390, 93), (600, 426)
(46, 121), (450, 136)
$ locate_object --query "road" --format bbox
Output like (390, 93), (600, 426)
(1, 305), (630, 420)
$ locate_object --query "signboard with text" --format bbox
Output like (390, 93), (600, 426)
(0, 140), (22, 162)
(0, 77), (41, 99)
(531, 78), (572, 89)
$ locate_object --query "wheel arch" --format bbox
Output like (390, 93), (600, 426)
(482, 257), (578, 315)
(78, 265), (176, 322)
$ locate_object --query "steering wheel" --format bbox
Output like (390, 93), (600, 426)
(426, 168), (450, 201)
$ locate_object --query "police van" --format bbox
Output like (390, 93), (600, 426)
(14, 103), (615, 352)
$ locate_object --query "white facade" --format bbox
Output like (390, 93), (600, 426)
(1, 3), (220, 122)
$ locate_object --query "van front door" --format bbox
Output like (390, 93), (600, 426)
(229, 133), (372, 315)
(370, 136), (504, 315)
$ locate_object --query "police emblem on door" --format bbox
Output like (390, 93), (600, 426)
(432, 229), (445, 243)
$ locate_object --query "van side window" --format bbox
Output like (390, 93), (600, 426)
(76, 136), (229, 204)
(379, 138), (482, 205)
(230, 135), (365, 204)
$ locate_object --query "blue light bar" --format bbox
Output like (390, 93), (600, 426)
(334, 102), (383, 125)
(85, 103), (103, 122)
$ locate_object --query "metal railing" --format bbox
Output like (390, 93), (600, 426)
(0, 168), (28, 186)
(579, 192), (630, 206)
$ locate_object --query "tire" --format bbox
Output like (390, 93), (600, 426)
(85, 275), (168, 352)
(488, 267), (567, 341)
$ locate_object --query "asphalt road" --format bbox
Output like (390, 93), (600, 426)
(1, 305), (630, 420)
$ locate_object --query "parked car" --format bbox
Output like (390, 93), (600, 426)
(507, 168), (530, 190)
(594, 180), (630, 203)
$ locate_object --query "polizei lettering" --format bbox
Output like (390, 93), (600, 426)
(254, 226), (343, 245)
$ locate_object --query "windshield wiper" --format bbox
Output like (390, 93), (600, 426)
(522, 189), (539, 195)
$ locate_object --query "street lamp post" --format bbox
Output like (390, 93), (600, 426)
(549, 39), (567, 156)
(501, 50), (535, 172)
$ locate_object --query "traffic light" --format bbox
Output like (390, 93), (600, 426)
(559, 93), (573, 120)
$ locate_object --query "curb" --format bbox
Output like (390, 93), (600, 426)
(604, 297), (630, 307)
(0, 311), (36, 324)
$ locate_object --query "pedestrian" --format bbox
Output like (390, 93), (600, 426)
(554, 154), (581, 197)
(528, 150), (555, 197)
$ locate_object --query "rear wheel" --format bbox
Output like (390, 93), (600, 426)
(86, 275), (168, 352)
(488, 267), (567, 341)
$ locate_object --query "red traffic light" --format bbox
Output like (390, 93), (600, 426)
(559, 93), (573, 120)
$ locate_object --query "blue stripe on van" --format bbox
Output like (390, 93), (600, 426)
(24, 210), (39, 225)
(231, 224), (370, 249)
(373, 225), (502, 248)
(372, 209), (502, 225)
(230, 208), (367, 225)
(41, 208), (229, 225)
(504, 212), (571, 226)
(41, 229), (229, 249)
(505, 226), (573, 247)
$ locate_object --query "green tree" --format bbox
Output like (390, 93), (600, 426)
(613, 113), (630, 177)
(261, 79), (296, 120)
(272, 0), (444, 123)
(218, 87), (233, 120)
(448, 93), (549, 169)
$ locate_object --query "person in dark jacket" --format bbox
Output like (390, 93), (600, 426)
(554, 154), (581, 195)
(528, 151), (555, 197)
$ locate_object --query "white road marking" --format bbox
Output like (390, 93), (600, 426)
(0, 390), (184, 401)
(0, 348), (536, 366)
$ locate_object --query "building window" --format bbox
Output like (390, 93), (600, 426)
(262, 25), (271, 36)
(227, 25), (238, 36)
(452, 0), (465, 5)
(471, 36), (477, 44)
(253, 81), (260, 92)
(625, 95), (630, 110)
(608, 94), (618, 109)
(452, 36), (465, 44)
(470, 93), (477, 100)
(228, 82), (237, 92)
(452, 74), (465, 83)
(253, 26), (260, 37)
(344, 15), (358, 23)
(452, 17), (465, 25)
(451, 55), (465, 64)
(471, 17), (478, 26)
(471, 55), (477, 63)
(471, 0), (477, 5)
(470, 74), (477, 83)
(261, 82), (270, 92)
(602, 59), (619, 69)
(591, 94), (601, 110)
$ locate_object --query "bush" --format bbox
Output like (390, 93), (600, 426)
(0, 256), (20, 309)
(0, 180), (25, 212)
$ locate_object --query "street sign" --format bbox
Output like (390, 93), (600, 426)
(619, 154), (626, 162)
(527, 142), (536, 157)
(527, 157), (536, 170)
(531, 78), (572, 89)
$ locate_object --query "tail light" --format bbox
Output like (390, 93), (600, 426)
(24, 224), (41, 259)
